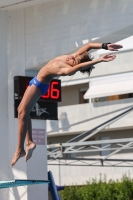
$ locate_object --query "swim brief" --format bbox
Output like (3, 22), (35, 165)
(29, 76), (49, 95)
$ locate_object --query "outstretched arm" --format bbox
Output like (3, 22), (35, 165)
(73, 42), (123, 56)
(61, 54), (116, 75)
(73, 42), (103, 55)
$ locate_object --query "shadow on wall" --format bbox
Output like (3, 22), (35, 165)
(49, 112), (70, 132)
(59, 112), (70, 131)
(50, 120), (59, 132)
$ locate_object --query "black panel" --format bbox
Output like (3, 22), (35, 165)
(14, 76), (61, 120)
(14, 100), (58, 120)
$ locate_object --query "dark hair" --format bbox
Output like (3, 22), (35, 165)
(79, 51), (95, 76)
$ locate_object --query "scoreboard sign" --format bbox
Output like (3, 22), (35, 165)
(14, 76), (61, 120)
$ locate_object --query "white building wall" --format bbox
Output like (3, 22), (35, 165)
(7, 9), (27, 200)
(7, 9), (48, 200)
(0, 11), (9, 200)
(24, 0), (133, 71)
(0, 8), (48, 200)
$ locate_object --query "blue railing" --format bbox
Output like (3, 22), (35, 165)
(48, 171), (64, 200)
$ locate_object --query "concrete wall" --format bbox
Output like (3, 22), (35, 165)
(6, 9), (27, 200)
(7, 9), (48, 200)
(24, 0), (133, 76)
(0, 9), (48, 200)
(0, 10), (9, 200)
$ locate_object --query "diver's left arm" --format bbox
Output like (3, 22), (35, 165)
(73, 42), (123, 56)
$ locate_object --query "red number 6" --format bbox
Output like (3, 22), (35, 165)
(51, 82), (59, 99)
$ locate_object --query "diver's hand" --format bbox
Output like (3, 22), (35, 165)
(107, 43), (123, 51)
(100, 54), (116, 62)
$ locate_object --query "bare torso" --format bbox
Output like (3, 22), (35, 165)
(36, 55), (74, 84)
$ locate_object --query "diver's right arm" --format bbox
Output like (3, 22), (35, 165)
(59, 54), (116, 76)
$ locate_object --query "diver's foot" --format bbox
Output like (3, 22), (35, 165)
(25, 142), (36, 162)
(11, 148), (26, 166)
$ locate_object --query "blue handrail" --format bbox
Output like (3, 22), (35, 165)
(48, 171), (64, 200)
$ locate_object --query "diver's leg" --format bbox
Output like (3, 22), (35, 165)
(11, 85), (41, 166)
(25, 116), (36, 162)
